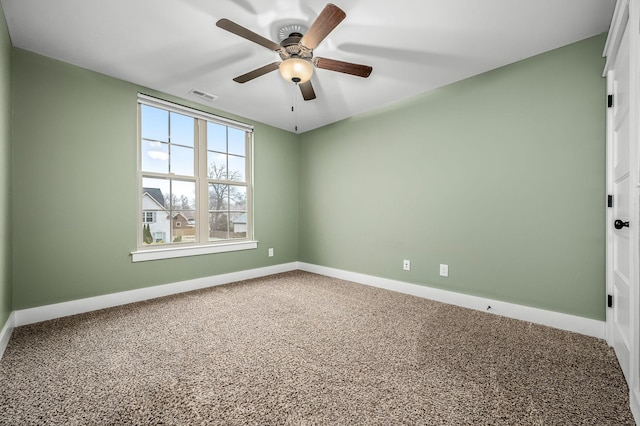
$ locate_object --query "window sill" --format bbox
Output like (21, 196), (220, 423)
(131, 240), (258, 262)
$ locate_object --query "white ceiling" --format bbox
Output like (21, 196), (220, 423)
(1, 0), (615, 133)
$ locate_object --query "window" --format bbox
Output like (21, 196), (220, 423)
(142, 211), (156, 223)
(134, 94), (256, 261)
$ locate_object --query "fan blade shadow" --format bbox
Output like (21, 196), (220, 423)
(230, 0), (257, 14)
(152, 48), (250, 87)
(338, 43), (466, 66)
(181, 0), (258, 20)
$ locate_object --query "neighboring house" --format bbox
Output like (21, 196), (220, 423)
(172, 211), (195, 229)
(232, 213), (247, 234)
(142, 187), (170, 244)
(172, 211), (196, 242)
(172, 212), (188, 230)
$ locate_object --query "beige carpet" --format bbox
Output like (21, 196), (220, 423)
(0, 271), (634, 425)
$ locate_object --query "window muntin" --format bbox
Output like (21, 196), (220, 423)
(137, 95), (252, 251)
(142, 211), (156, 223)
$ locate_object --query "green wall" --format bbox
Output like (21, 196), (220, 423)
(0, 7), (10, 327)
(9, 33), (608, 321)
(11, 49), (299, 310)
(299, 34), (607, 320)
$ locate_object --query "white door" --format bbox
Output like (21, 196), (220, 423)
(608, 22), (632, 382)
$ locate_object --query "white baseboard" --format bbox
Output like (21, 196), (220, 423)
(13, 262), (299, 327)
(0, 311), (15, 359)
(9, 260), (605, 338)
(298, 262), (606, 339)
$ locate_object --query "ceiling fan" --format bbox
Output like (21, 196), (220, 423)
(216, 3), (372, 101)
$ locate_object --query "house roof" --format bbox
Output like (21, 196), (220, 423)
(173, 212), (188, 221)
(175, 211), (195, 221)
(143, 187), (165, 208)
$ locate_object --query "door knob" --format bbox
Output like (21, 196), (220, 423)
(615, 219), (629, 229)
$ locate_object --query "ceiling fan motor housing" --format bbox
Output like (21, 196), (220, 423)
(279, 33), (313, 61)
(278, 32), (314, 84)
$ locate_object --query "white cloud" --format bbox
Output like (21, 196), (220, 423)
(148, 151), (169, 161)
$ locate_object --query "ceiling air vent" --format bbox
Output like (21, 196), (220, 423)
(189, 89), (217, 102)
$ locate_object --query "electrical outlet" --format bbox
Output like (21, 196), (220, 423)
(268, 248), (274, 257)
(403, 259), (411, 271)
(439, 264), (449, 277)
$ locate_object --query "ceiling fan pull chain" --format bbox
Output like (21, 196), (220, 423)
(291, 85), (298, 133)
(294, 85), (299, 132)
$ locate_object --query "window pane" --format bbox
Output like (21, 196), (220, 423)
(228, 155), (245, 182)
(142, 141), (169, 173)
(171, 209), (196, 243)
(207, 122), (226, 152)
(230, 212), (247, 239)
(209, 212), (229, 241)
(209, 183), (229, 210)
(228, 128), (245, 156)
(170, 112), (194, 147)
(141, 105), (168, 142)
(169, 180), (196, 211)
(229, 185), (247, 210)
(170, 145), (194, 176)
(169, 180), (196, 244)
(142, 178), (170, 245)
(142, 178), (169, 208)
(208, 152), (227, 180)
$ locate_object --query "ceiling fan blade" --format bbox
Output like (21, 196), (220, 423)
(313, 57), (372, 78)
(300, 3), (346, 49)
(299, 80), (316, 101)
(233, 62), (281, 83)
(216, 18), (281, 51)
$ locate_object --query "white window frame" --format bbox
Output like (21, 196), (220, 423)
(131, 94), (257, 262)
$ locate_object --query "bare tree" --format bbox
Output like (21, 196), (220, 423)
(208, 163), (244, 210)
(208, 163), (245, 236)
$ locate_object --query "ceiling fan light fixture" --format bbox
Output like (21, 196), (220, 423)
(279, 57), (313, 84)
